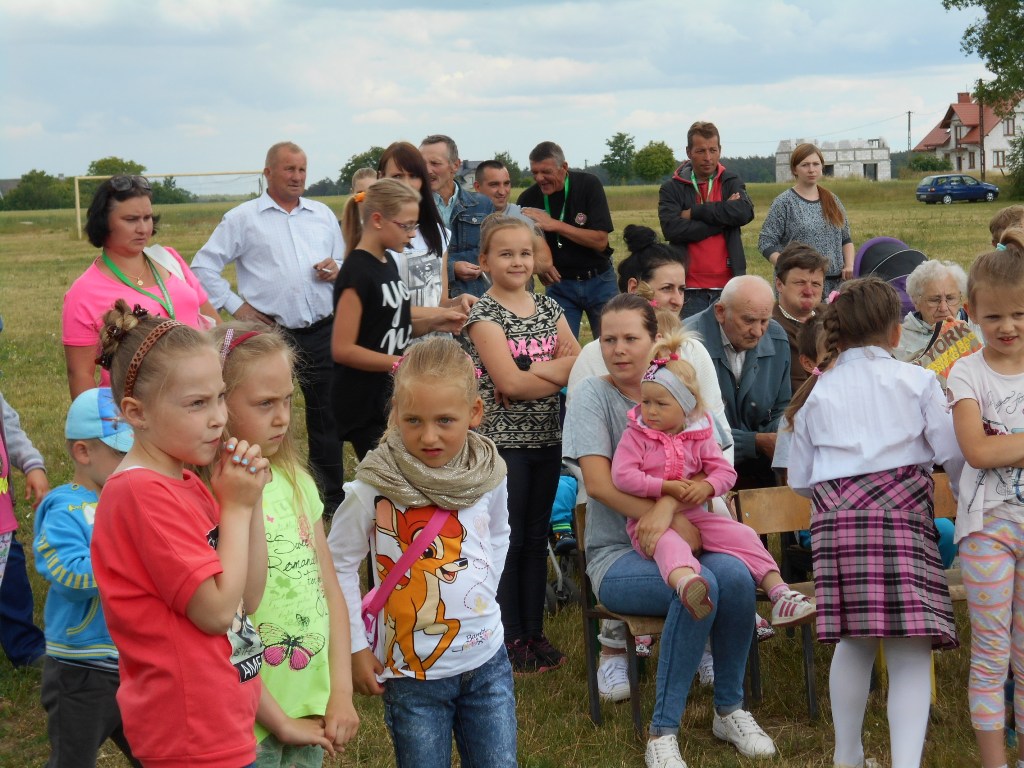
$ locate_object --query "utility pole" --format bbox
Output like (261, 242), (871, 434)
(907, 111), (911, 154)
(978, 79), (986, 181)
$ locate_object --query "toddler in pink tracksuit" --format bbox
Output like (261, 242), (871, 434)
(611, 333), (814, 627)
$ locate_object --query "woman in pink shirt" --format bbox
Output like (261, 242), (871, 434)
(62, 175), (218, 397)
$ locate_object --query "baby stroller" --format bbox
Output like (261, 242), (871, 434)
(854, 236), (927, 315)
(545, 464), (582, 615)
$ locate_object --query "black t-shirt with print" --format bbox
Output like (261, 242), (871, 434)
(332, 249), (412, 435)
(517, 170), (614, 275)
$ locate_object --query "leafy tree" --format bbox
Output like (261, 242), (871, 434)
(943, 0), (1024, 114)
(1007, 133), (1024, 197)
(339, 147), (385, 194)
(719, 155), (775, 183)
(493, 150), (524, 186)
(581, 163), (611, 186)
(150, 177), (197, 205)
(908, 153), (953, 172)
(633, 140), (677, 182)
(601, 132), (635, 185)
(0, 169), (74, 210)
(306, 177), (342, 197)
(87, 156), (147, 177)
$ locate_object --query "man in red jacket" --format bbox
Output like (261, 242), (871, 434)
(658, 122), (754, 318)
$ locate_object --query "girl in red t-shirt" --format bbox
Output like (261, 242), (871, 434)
(92, 299), (271, 767)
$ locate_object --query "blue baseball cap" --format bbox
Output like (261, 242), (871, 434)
(65, 387), (134, 453)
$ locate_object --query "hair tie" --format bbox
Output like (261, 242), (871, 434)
(811, 367), (824, 377)
(124, 320), (183, 399)
(649, 300), (658, 308)
(649, 353), (680, 368)
(997, 243), (1008, 251)
(827, 290), (841, 304)
(391, 356), (404, 374)
(219, 329), (235, 366)
(131, 304), (149, 319)
(353, 191), (366, 203)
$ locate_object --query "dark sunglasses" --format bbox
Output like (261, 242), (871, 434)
(110, 175), (151, 192)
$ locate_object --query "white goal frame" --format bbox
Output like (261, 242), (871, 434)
(73, 171), (263, 239)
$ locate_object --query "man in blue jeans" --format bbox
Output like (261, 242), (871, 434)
(518, 141), (617, 338)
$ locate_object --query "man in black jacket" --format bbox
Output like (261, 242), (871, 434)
(658, 121), (754, 318)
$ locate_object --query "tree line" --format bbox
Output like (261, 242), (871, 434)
(0, 157), (197, 211)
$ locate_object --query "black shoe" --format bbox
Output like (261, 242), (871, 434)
(506, 639), (543, 675)
(529, 635), (566, 671)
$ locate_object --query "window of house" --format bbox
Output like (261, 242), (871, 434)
(968, 152), (976, 169)
(1004, 116), (1016, 136)
(994, 150), (1007, 168)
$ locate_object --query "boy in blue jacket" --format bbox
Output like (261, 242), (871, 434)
(33, 387), (139, 767)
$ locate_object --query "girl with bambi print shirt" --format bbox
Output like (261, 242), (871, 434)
(466, 214), (580, 675)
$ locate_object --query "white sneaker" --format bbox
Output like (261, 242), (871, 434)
(597, 654), (630, 702)
(712, 709), (777, 757)
(645, 734), (688, 768)
(696, 648), (715, 687)
(770, 588), (816, 627)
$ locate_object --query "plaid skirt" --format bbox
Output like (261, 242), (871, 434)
(810, 465), (958, 650)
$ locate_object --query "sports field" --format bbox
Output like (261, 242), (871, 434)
(0, 179), (1008, 766)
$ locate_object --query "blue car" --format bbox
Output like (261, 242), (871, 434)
(916, 174), (999, 205)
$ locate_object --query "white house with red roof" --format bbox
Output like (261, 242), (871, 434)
(914, 92), (1022, 176)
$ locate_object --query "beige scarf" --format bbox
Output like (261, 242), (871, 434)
(356, 429), (506, 510)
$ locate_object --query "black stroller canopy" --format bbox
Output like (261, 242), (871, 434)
(854, 237), (928, 315)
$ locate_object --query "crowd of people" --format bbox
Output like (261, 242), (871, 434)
(2, 124), (1024, 768)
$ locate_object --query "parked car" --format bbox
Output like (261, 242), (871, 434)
(916, 174), (999, 205)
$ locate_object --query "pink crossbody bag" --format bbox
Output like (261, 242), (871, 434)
(360, 507), (451, 647)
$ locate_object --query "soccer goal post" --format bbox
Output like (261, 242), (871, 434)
(73, 171), (263, 239)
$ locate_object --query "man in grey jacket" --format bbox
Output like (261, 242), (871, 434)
(684, 276), (791, 488)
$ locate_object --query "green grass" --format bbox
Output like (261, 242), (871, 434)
(0, 181), (1016, 767)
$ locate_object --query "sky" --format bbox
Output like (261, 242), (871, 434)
(0, 0), (992, 194)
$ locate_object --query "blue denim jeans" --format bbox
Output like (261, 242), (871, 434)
(0, 533), (45, 666)
(383, 647), (517, 768)
(599, 550), (755, 735)
(545, 267), (618, 339)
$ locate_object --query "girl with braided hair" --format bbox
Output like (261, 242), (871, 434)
(787, 277), (964, 768)
(91, 299), (273, 767)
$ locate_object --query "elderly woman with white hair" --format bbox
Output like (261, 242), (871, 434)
(894, 259), (969, 362)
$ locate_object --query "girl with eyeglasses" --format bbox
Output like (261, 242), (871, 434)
(333, 180), (467, 461)
(63, 174), (220, 398)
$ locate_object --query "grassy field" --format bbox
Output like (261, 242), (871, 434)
(0, 180), (1014, 766)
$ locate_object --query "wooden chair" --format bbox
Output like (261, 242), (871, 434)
(734, 486), (819, 719)
(573, 503), (663, 741)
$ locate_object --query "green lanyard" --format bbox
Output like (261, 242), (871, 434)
(101, 251), (176, 320)
(543, 175), (570, 249)
(690, 170), (714, 203)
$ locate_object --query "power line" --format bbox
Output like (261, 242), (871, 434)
(728, 112), (911, 145)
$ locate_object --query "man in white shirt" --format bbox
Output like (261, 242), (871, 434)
(191, 141), (345, 515)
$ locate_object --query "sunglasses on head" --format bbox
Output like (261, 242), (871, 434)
(109, 175), (151, 192)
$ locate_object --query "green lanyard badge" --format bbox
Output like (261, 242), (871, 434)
(543, 175), (571, 249)
(102, 251), (176, 319)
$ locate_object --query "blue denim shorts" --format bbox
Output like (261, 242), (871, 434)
(383, 646), (517, 768)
